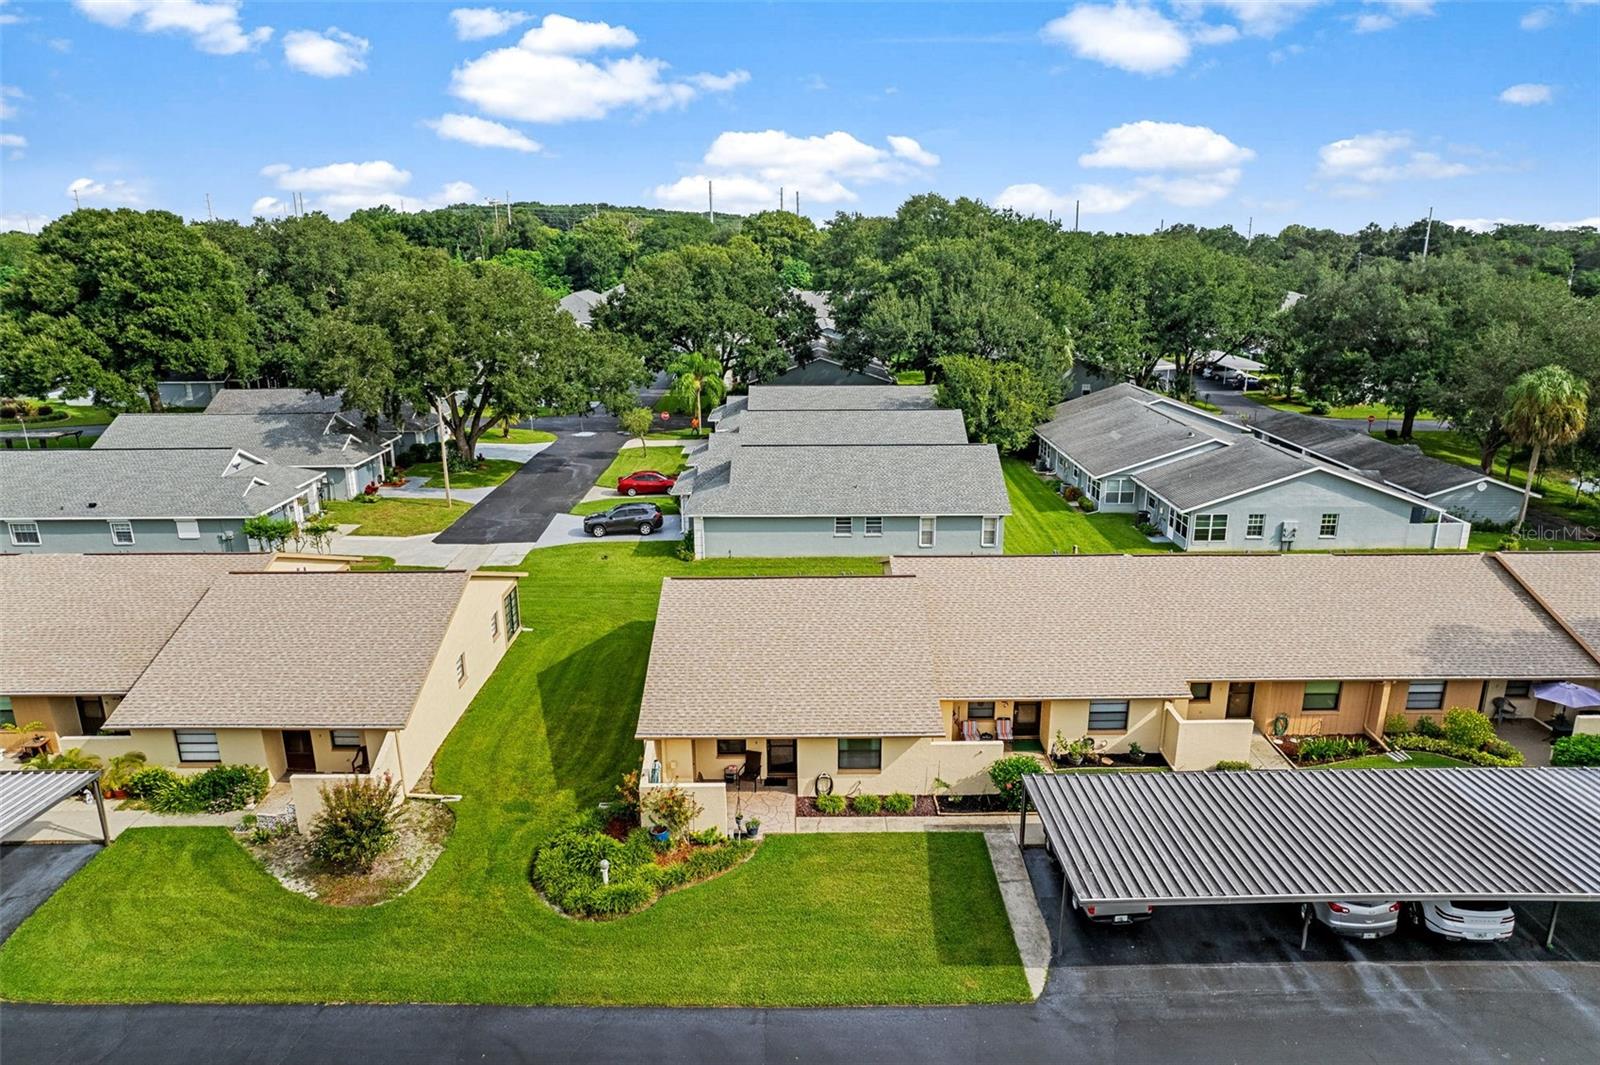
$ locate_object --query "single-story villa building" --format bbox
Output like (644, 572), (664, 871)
(0, 553), (523, 829)
(636, 552), (1600, 810)
(1, 448), (325, 554)
(1035, 384), (1470, 550)
(709, 383), (938, 430)
(204, 387), (442, 455)
(761, 290), (894, 386)
(95, 411), (393, 499)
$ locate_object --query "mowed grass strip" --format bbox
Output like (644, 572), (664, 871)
(0, 542), (1027, 1006)
(1000, 458), (1174, 555)
(322, 497), (471, 536)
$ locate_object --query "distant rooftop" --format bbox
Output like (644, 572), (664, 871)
(1, 448), (323, 520)
(95, 412), (391, 468)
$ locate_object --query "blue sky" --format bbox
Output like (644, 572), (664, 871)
(1, 1), (1596, 235)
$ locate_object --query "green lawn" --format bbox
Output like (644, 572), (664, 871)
(323, 497), (472, 536)
(896, 370), (927, 386)
(571, 494), (679, 517)
(0, 542), (1026, 1006)
(596, 445), (687, 488)
(1400, 429), (1600, 536)
(8, 402), (120, 429)
(1245, 393), (1437, 422)
(481, 426), (557, 445)
(1309, 752), (1470, 770)
(347, 555), (443, 573)
(1001, 458), (1175, 555)
(405, 458), (522, 489)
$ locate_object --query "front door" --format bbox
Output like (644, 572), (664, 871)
(1013, 701), (1041, 737)
(766, 739), (797, 784)
(75, 696), (107, 736)
(282, 730), (316, 773)
(1226, 683), (1255, 720)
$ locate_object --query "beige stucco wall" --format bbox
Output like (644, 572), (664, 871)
(264, 553), (358, 572)
(1576, 715), (1600, 736)
(69, 727), (286, 779)
(1158, 705), (1253, 770)
(1037, 698), (1167, 756)
(290, 732), (405, 832)
(394, 574), (520, 790)
(8, 694), (124, 735)
(794, 736), (1001, 797)
(640, 780), (727, 834)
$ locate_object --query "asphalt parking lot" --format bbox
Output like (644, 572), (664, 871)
(1024, 846), (1600, 966)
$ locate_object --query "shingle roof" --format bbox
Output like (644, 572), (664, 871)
(95, 413), (390, 468)
(1, 448), (324, 519)
(1248, 408), (1501, 496)
(686, 409), (970, 468)
(679, 444), (1010, 518)
(637, 576), (941, 738)
(1133, 436), (1314, 511)
(558, 288), (606, 327)
(744, 384), (938, 412)
(1498, 552), (1600, 657)
(205, 388), (437, 435)
(106, 571), (476, 729)
(0, 554), (273, 694)
(1035, 393), (1233, 477)
(708, 395), (748, 426)
(890, 554), (1600, 698)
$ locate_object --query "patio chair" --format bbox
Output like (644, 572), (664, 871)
(996, 718), (1014, 742)
(1490, 696), (1517, 724)
(961, 720), (981, 741)
(742, 751), (762, 788)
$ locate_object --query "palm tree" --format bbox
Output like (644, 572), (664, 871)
(1503, 365), (1589, 532)
(666, 353), (726, 437)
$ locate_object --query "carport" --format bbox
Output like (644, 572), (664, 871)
(0, 770), (108, 845)
(1020, 768), (1600, 952)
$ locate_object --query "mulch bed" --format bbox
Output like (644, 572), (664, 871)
(244, 799), (453, 907)
(796, 794), (938, 818)
(932, 794), (1014, 815)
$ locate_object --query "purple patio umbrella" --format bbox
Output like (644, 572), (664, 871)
(1531, 681), (1600, 708)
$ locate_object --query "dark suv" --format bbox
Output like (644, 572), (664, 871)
(583, 502), (665, 537)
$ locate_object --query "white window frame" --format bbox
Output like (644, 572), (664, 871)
(981, 516), (999, 548)
(1192, 513), (1228, 543)
(833, 516), (853, 537)
(109, 520), (136, 546)
(1088, 478), (1103, 501)
(330, 729), (363, 749)
(490, 611), (500, 640)
(175, 729), (221, 763)
(8, 521), (41, 546)
(455, 653), (467, 686)
(918, 516), (936, 549)
(1087, 701), (1130, 731)
(1171, 511), (1190, 540)
(863, 516), (883, 537)
(175, 519), (201, 540)
(1245, 513), (1265, 539)
(1103, 477), (1135, 505)
(1319, 512), (1340, 539)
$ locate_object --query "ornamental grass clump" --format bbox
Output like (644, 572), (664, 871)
(310, 773), (402, 872)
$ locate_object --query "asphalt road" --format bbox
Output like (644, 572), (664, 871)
(0, 844), (100, 942)
(433, 415), (624, 545)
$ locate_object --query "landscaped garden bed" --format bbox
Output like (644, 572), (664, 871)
(242, 799), (452, 907)
(933, 793), (1013, 815)
(1280, 734), (1374, 766)
(797, 792), (934, 817)
(532, 818), (756, 919)
(1384, 708), (1524, 766)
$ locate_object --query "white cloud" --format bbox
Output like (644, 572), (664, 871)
(1, 213), (53, 233)
(1352, 2), (1435, 34)
(449, 7), (533, 40)
(426, 113), (542, 153)
(449, 14), (745, 123)
(0, 84), (23, 121)
(0, 0), (24, 26)
(887, 135), (940, 167)
(73, 0), (271, 56)
(66, 176), (143, 206)
(257, 159), (478, 216)
(1174, 1), (1326, 37)
(1520, 6), (1556, 30)
(250, 195), (288, 216)
(1499, 83), (1553, 105)
(1316, 131), (1476, 183)
(1188, 23), (1240, 45)
(282, 27), (368, 77)
(1447, 216), (1600, 233)
(1079, 120), (1254, 170)
(994, 181), (1144, 217)
(0, 133), (25, 148)
(654, 129), (940, 213)
(1042, 4), (1191, 75)
(1136, 168), (1241, 206)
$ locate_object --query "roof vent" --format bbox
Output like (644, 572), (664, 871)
(86, 501), (98, 508)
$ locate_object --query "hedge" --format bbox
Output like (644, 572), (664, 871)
(1391, 733), (1524, 767)
(1552, 733), (1600, 767)
(532, 823), (755, 919)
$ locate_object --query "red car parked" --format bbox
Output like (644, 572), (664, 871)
(617, 470), (677, 497)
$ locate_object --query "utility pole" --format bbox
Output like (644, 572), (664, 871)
(1246, 216), (1252, 240)
(435, 396), (452, 508)
(795, 190), (800, 215)
(1421, 206), (1434, 263)
(205, 193), (214, 221)
(708, 179), (715, 224)
(1074, 200), (1080, 232)
(72, 188), (81, 211)
(780, 186), (784, 212)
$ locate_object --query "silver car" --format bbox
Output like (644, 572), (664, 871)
(1304, 900), (1401, 939)
(1413, 900), (1516, 942)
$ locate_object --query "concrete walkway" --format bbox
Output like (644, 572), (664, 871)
(476, 441), (552, 463)
(379, 482), (495, 504)
(325, 527), (538, 569)
(1249, 732), (1297, 770)
(985, 829), (1051, 998)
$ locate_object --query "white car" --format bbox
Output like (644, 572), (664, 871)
(1074, 895), (1154, 924)
(1412, 900), (1516, 942)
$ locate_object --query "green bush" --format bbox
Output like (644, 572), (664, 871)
(125, 765), (181, 799)
(1414, 715), (1443, 738)
(881, 791), (915, 815)
(309, 774), (403, 872)
(643, 785), (703, 838)
(531, 821), (754, 919)
(987, 754), (1046, 810)
(140, 764), (269, 814)
(1552, 733), (1600, 766)
(1294, 735), (1369, 764)
(813, 792), (846, 815)
(1441, 707), (1495, 751)
(1383, 713), (1412, 738)
(850, 793), (882, 816)
(1392, 733), (1524, 767)
(1078, 497), (1098, 512)
(688, 826), (723, 845)
(1211, 760), (1251, 771)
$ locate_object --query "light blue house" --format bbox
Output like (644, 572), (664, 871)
(204, 388), (443, 456)
(1, 448), (325, 554)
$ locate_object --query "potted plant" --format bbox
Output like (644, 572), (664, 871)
(745, 818), (762, 839)
(1066, 738), (1086, 767)
(1050, 730), (1071, 767)
(1127, 741), (1147, 765)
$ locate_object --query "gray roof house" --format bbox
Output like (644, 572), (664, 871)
(1244, 408), (1526, 524)
(557, 286), (621, 328)
(1, 448), (325, 554)
(762, 290), (895, 387)
(709, 383), (937, 430)
(205, 387), (441, 453)
(1035, 384), (1472, 551)
(94, 412), (393, 499)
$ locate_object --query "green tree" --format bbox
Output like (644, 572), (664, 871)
(935, 355), (1055, 452)
(566, 212), (640, 291)
(740, 210), (820, 273)
(619, 406), (654, 453)
(666, 352), (726, 435)
(1503, 365), (1589, 530)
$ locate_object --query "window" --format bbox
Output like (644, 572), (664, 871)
(109, 521), (135, 546)
(175, 730), (220, 763)
(1406, 681), (1445, 710)
(8, 522), (41, 546)
(1103, 477), (1135, 505)
(1246, 513), (1265, 539)
(1171, 511), (1189, 539)
(1319, 512), (1340, 538)
(864, 516), (883, 537)
(1504, 680), (1531, 699)
(966, 701), (996, 719)
(1088, 478), (1103, 500)
(716, 739), (748, 756)
(833, 516), (853, 537)
(490, 611), (500, 640)
(981, 516), (999, 548)
(0, 695), (13, 729)
(1190, 683), (1212, 701)
(174, 519), (200, 540)
(455, 653), (467, 686)
(503, 589), (520, 638)
(1087, 701), (1130, 731)
(331, 730), (362, 749)
(1192, 513), (1228, 543)
(837, 738), (882, 770)
(918, 516), (936, 548)
(1302, 680), (1342, 711)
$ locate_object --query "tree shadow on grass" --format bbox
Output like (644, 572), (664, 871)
(927, 831), (1021, 967)
(537, 619), (652, 810)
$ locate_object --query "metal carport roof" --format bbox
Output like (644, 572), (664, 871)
(0, 770), (107, 843)
(1022, 768), (1600, 907)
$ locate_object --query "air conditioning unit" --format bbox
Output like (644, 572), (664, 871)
(1279, 519), (1298, 544)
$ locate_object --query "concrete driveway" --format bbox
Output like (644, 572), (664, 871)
(0, 844), (100, 941)
(434, 418), (624, 546)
